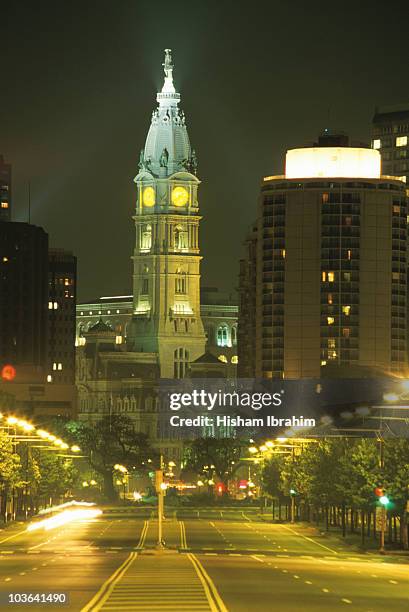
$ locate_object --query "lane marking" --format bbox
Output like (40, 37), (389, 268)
(136, 521), (149, 549)
(81, 551), (137, 612)
(280, 524), (338, 554)
(187, 553), (228, 612)
(0, 529), (27, 545)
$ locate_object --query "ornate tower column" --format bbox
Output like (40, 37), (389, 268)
(128, 50), (206, 378)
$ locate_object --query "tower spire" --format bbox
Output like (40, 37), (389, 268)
(161, 48), (175, 94)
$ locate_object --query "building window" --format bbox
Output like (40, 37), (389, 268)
(175, 225), (188, 250)
(218, 355), (228, 363)
(343, 272), (351, 282)
(1, 201), (9, 208)
(141, 224), (152, 250)
(231, 326), (237, 346)
(328, 271), (335, 282)
(322, 193), (329, 203)
(142, 278), (149, 295)
(328, 293), (333, 304)
(47, 375), (52, 383)
(52, 362), (57, 371)
(217, 325), (230, 347)
(57, 363), (63, 370)
(174, 347), (189, 379)
(231, 355), (238, 364)
(116, 335), (123, 344)
(322, 271), (326, 281)
(342, 305), (351, 316)
(347, 249), (352, 260)
(175, 274), (187, 294)
(373, 139), (381, 150)
(327, 316), (334, 325)
(328, 338), (336, 349)
(48, 301), (53, 310)
(342, 328), (350, 338)
(396, 136), (407, 147)
(392, 272), (400, 280)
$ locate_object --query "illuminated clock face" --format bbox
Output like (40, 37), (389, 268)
(171, 186), (189, 207)
(143, 186), (155, 207)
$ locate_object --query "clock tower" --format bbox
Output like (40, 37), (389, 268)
(128, 49), (206, 378)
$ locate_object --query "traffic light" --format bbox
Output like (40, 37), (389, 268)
(374, 487), (390, 506)
(1, 364), (16, 381)
(289, 488), (297, 496)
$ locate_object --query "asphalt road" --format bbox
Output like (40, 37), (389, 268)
(0, 509), (407, 611)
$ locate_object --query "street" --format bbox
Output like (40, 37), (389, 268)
(0, 509), (407, 611)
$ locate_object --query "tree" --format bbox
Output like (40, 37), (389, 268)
(66, 415), (155, 501)
(184, 438), (244, 491)
(0, 430), (22, 517)
(32, 450), (79, 506)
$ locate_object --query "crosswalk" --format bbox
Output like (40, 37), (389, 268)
(83, 551), (227, 611)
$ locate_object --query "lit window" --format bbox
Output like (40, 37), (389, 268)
(64, 278), (70, 286)
(48, 302), (53, 309)
(80, 311), (84, 315)
(1, 201), (9, 208)
(116, 335), (123, 345)
(217, 325), (230, 347)
(322, 193), (329, 203)
(342, 328), (350, 338)
(281, 249), (286, 258)
(52, 362), (57, 371)
(396, 136), (407, 147)
(347, 249), (352, 260)
(328, 271), (335, 282)
(98, 310), (102, 315)
(322, 271), (327, 282)
(327, 316), (334, 325)
(328, 293), (333, 304)
(373, 139), (381, 150)
(116, 309), (120, 314)
(328, 338), (336, 349)
(342, 305), (351, 316)
(142, 278), (149, 295)
(231, 355), (238, 364)
(107, 310), (111, 314)
(328, 350), (337, 360)
(47, 375), (52, 383)
(218, 355), (228, 363)
(343, 272), (351, 282)
(392, 272), (400, 280)
(2, 256), (8, 262)
(53, 302), (58, 309)
(345, 216), (352, 226)
(321, 360), (327, 366)
(89, 311), (93, 315)
(393, 205), (400, 214)
(57, 363), (63, 371)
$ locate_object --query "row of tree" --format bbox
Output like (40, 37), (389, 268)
(0, 430), (78, 520)
(261, 438), (409, 550)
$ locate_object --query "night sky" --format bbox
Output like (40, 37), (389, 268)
(2, 0), (408, 301)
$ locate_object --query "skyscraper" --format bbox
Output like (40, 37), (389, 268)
(0, 155), (12, 222)
(371, 104), (409, 184)
(239, 133), (407, 379)
(48, 249), (77, 384)
(127, 49), (206, 378)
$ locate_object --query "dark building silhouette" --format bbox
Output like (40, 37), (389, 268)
(372, 104), (409, 184)
(48, 249), (77, 384)
(0, 222), (48, 371)
(0, 155), (12, 222)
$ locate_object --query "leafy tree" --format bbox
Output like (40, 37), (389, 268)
(383, 439), (409, 549)
(184, 438), (244, 490)
(66, 415), (155, 501)
(32, 450), (79, 505)
(0, 430), (22, 516)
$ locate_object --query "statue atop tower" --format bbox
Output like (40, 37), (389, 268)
(162, 49), (175, 94)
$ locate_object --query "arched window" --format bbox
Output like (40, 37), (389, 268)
(174, 347), (189, 379)
(175, 272), (187, 294)
(174, 225), (188, 250)
(217, 325), (230, 347)
(231, 325), (237, 346)
(141, 224), (152, 251)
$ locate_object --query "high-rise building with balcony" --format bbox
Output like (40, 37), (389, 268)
(239, 133), (408, 379)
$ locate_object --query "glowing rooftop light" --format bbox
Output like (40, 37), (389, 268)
(7, 416), (18, 425)
(285, 147), (381, 179)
